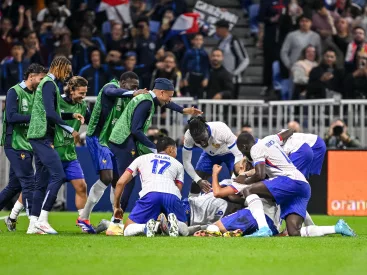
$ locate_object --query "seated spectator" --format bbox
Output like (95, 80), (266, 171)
(79, 48), (110, 96)
(120, 51), (150, 87)
(238, 124), (253, 136)
(105, 23), (134, 54)
(291, 45), (319, 99)
(133, 16), (158, 68)
(288, 121), (301, 132)
(83, 9), (101, 38)
(37, 0), (71, 30)
(354, 4), (367, 33)
(105, 49), (123, 79)
(307, 47), (344, 99)
(333, 17), (351, 58)
(312, 1), (339, 41)
(206, 48), (234, 100)
(22, 30), (44, 65)
(72, 25), (106, 73)
(181, 33), (210, 99)
(344, 51), (367, 98)
(324, 119), (361, 148)
(130, 0), (149, 24)
(150, 51), (181, 96)
(1, 42), (30, 92)
(157, 9), (176, 39)
(345, 26), (367, 73)
(0, 17), (14, 61)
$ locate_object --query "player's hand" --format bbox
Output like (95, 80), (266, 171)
(72, 130), (80, 144)
(183, 107), (203, 116)
(73, 113), (85, 124)
(133, 88), (148, 97)
(212, 164), (222, 175)
(114, 208), (124, 221)
(235, 174), (247, 184)
(197, 179), (211, 193)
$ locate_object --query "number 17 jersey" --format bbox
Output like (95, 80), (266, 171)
(127, 153), (184, 200)
(251, 135), (307, 183)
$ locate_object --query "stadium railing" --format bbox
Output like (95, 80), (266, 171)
(0, 96), (366, 190)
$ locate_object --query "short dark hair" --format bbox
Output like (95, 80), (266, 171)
(159, 128), (169, 137)
(89, 48), (104, 62)
(190, 33), (203, 40)
(24, 63), (48, 80)
(188, 116), (207, 139)
(135, 16), (149, 26)
(23, 29), (37, 39)
(215, 19), (230, 28)
(323, 46), (336, 55)
(237, 132), (255, 150)
(156, 136), (176, 152)
(119, 71), (139, 82)
(353, 26), (365, 34)
(211, 48), (223, 54)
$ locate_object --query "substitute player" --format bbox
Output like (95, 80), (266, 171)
(182, 117), (243, 195)
(108, 137), (189, 237)
(0, 64), (48, 231)
(108, 78), (202, 212)
(54, 76), (96, 233)
(27, 56), (83, 234)
(233, 132), (355, 237)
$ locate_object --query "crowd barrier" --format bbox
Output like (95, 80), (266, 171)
(1, 96), (367, 194)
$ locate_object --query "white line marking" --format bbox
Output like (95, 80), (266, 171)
(0, 213), (27, 220)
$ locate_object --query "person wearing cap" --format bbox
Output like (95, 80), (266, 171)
(1, 43), (31, 92)
(107, 78), (202, 220)
(215, 19), (250, 99)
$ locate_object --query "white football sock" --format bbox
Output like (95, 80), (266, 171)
(124, 224), (145, 236)
(178, 221), (189, 236)
(110, 187), (115, 211)
(38, 210), (49, 223)
(10, 200), (24, 220)
(303, 211), (315, 226)
(188, 225), (202, 235)
(80, 180), (108, 220)
(246, 194), (268, 229)
(301, 226), (336, 237)
(78, 209), (84, 217)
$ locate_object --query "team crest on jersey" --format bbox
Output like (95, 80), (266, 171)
(131, 149), (136, 156)
(50, 144), (54, 149)
(20, 153), (25, 160)
(212, 143), (220, 149)
(102, 159), (107, 164)
(21, 99), (28, 112)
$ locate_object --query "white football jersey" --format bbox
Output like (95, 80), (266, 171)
(127, 153), (184, 199)
(283, 133), (318, 155)
(184, 122), (241, 158)
(250, 135), (308, 182)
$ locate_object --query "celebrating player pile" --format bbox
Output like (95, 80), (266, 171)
(0, 57), (356, 238)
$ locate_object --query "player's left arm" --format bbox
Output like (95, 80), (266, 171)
(212, 165), (237, 198)
(165, 101), (203, 116)
(237, 144), (267, 185)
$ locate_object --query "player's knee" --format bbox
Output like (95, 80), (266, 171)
(100, 174), (113, 186)
(75, 181), (87, 195)
(287, 226), (301, 236)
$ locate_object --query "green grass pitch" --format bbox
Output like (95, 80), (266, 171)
(0, 212), (366, 275)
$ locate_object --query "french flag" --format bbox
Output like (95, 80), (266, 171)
(164, 13), (200, 43)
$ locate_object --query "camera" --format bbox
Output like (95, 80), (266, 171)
(333, 125), (343, 136)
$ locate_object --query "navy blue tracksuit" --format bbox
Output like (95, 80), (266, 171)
(0, 84), (34, 213)
(29, 74), (75, 217)
(109, 95), (183, 210)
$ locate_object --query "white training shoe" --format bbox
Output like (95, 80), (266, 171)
(145, 219), (156, 237)
(167, 213), (179, 237)
(35, 221), (58, 234)
(27, 223), (47, 235)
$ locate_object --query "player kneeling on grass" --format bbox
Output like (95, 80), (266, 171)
(107, 136), (189, 237)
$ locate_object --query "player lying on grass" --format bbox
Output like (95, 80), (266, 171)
(106, 136), (189, 237)
(195, 164), (355, 237)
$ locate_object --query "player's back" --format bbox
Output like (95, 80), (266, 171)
(252, 135), (307, 182)
(131, 153), (184, 199)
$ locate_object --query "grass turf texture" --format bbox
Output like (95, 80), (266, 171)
(0, 212), (366, 275)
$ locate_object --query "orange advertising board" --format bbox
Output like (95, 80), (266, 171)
(327, 151), (367, 216)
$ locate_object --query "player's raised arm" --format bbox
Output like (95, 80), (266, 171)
(276, 128), (294, 145)
(212, 165), (237, 198)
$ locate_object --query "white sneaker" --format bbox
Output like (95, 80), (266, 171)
(168, 213), (179, 237)
(145, 219), (156, 237)
(35, 221), (58, 234)
(27, 223), (47, 235)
